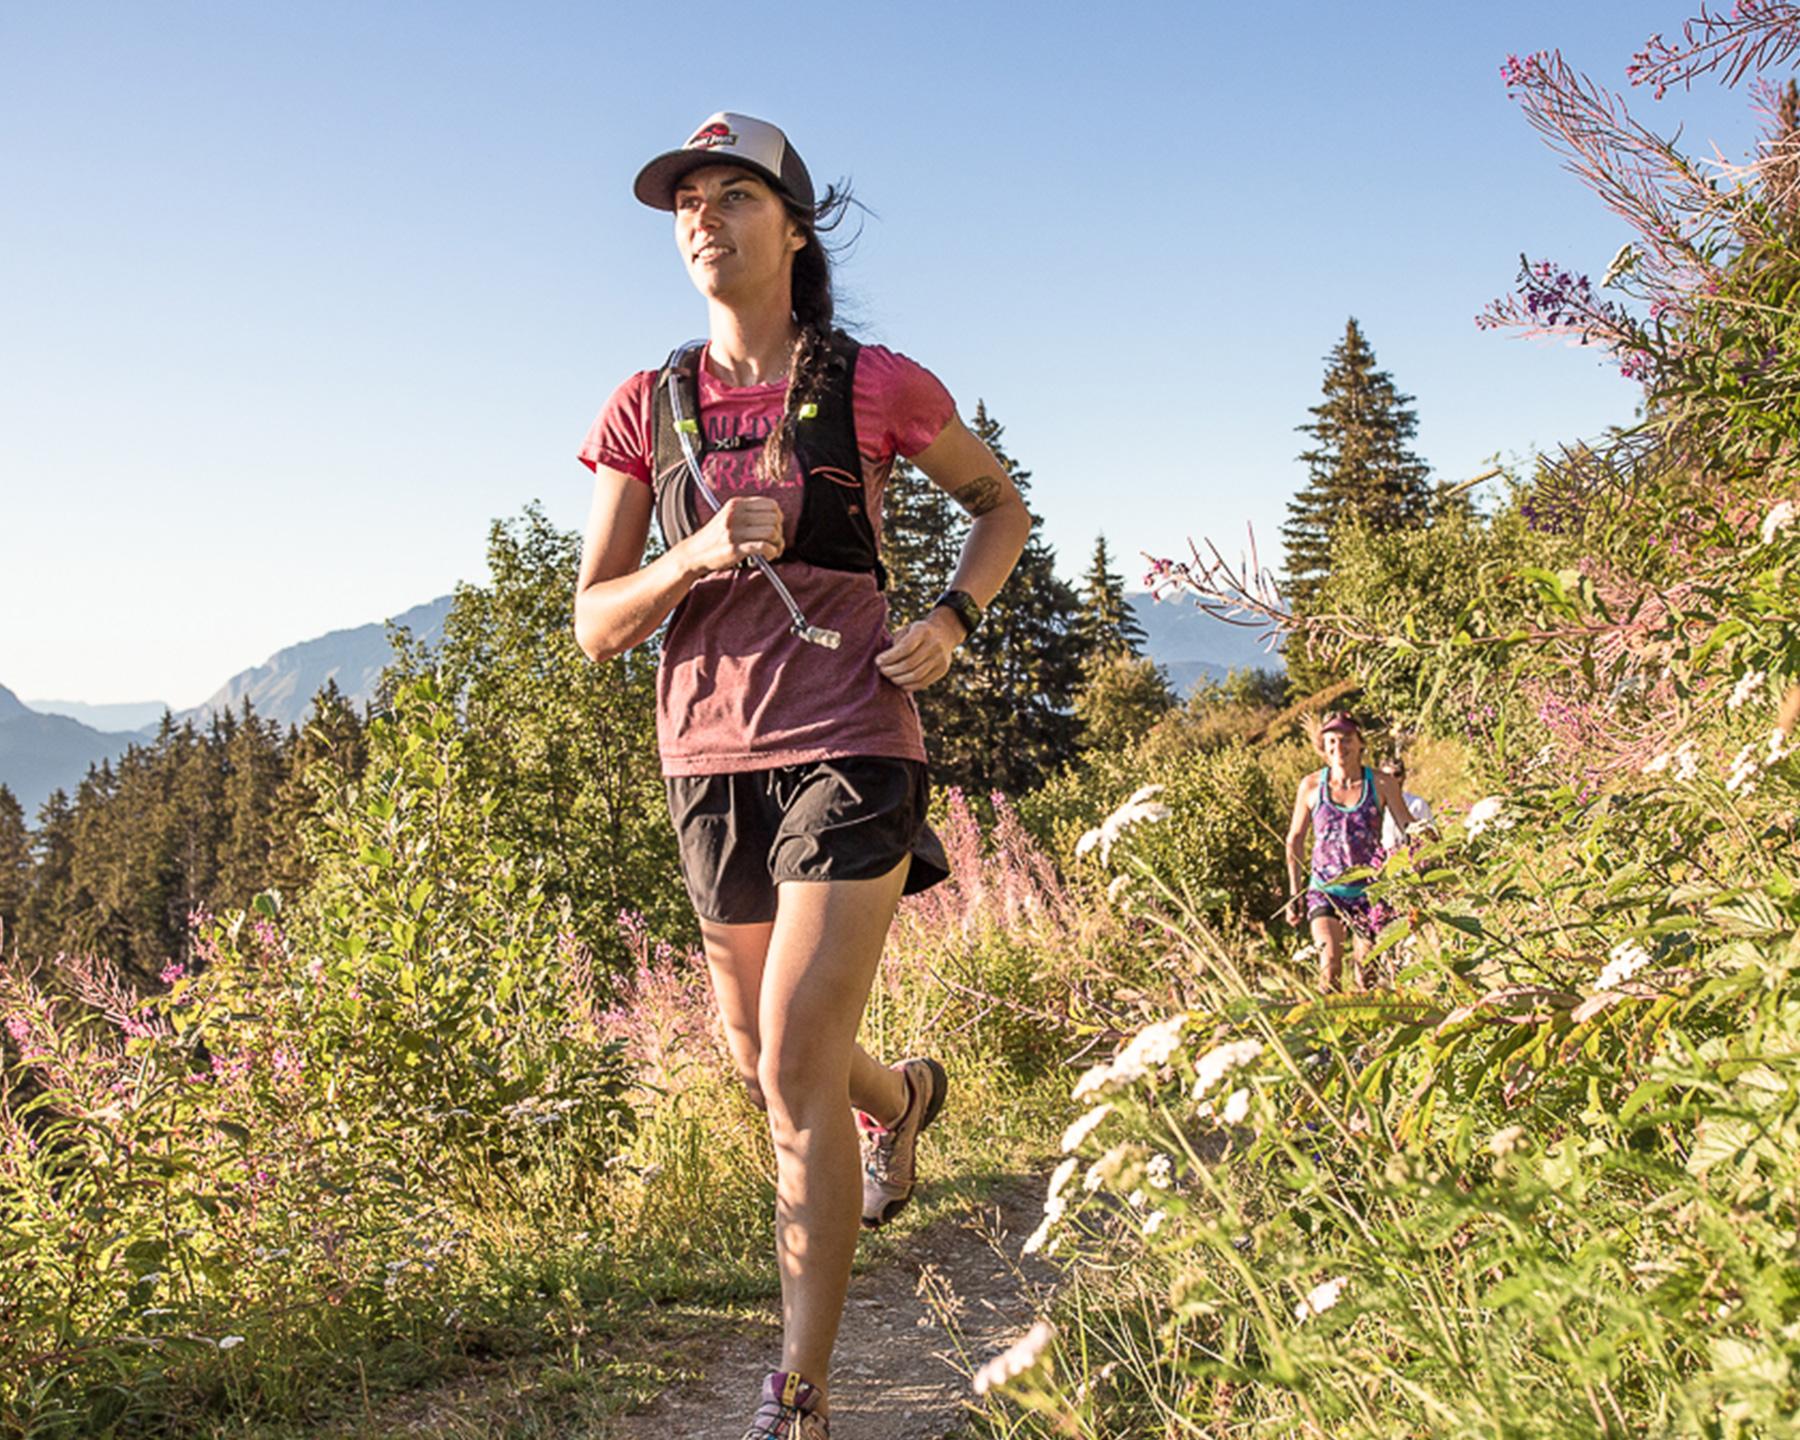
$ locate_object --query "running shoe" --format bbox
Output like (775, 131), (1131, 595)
(741, 1371), (829, 1439)
(857, 1056), (948, 1229)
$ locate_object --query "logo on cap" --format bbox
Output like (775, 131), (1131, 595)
(686, 121), (738, 151)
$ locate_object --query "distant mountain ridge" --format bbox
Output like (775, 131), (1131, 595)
(0, 684), (144, 817)
(4, 589), (1269, 824)
(1, 597), (454, 820)
(178, 596), (453, 730)
(1128, 593), (1282, 695)
(24, 698), (172, 734)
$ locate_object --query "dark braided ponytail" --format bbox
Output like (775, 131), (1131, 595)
(759, 181), (857, 488)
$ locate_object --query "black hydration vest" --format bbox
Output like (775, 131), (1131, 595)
(650, 331), (887, 590)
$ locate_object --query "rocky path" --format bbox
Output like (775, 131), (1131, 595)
(601, 1180), (1053, 1440)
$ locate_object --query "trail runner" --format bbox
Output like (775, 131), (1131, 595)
(573, 113), (1030, 1440)
(1379, 754), (1437, 849)
(1283, 712), (1414, 992)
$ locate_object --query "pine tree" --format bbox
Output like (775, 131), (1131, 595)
(1282, 318), (1432, 619)
(267, 680), (367, 897)
(23, 789), (76, 961)
(0, 786), (31, 952)
(1077, 534), (1146, 659)
(881, 455), (962, 633)
(217, 700), (287, 906)
(902, 402), (1085, 797)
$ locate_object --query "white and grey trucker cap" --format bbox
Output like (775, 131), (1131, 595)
(633, 111), (816, 212)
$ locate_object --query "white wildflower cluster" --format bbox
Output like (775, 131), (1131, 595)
(1022, 1157), (1079, 1255)
(1083, 1144), (1135, 1193)
(1602, 242), (1641, 288)
(1762, 499), (1798, 545)
(1145, 1152), (1173, 1190)
(1464, 796), (1513, 839)
(1072, 1013), (1189, 1100)
(1142, 1208), (1169, 1236)
(1726, 728), (1793, 796)
(1075, 785), (1170, 865)
(1488, 1125), (1527, 1157)
(502, 1095), (582, 1126)
(1641, 740), (1699, 780)
(1595, 940), (1653, 992)
(972, 1319), (1057, 1396)
(1729, 669), (1767, 711)
(1728, 743), (1761, 794)
(1191, 1038), (1263, 1103)
(1072, 1359), (1120, 1404)
(1060, 1102), (1113, 1153)
(1294, 1276), (1347, 1323)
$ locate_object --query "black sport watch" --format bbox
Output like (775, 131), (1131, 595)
(931, 588), (983, 638)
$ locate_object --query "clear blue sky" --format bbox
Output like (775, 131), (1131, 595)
(0, 2), (1760, 707)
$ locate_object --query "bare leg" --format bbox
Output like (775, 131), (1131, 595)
(1353, 929), (1378, 991)
(757, 860), (911, 1412)
(1311, 913), (1348, 993)
(698, 918), (908, 1124)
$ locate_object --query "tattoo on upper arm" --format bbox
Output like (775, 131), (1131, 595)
(949, 474), (1006, 517)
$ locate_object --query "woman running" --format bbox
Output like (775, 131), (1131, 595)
(1283, 712), (1414, 992)
(573, 113), (1030, 1439)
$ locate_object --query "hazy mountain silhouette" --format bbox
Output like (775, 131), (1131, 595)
(1128, 593), (1282, 696)
(176, 596), (453, 730)
(2, 596), (453, 817)
(0, 684), (143, 816)
(6, 591), (1271, 821)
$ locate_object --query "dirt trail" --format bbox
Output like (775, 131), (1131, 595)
(602, 1180), (1053, 1440)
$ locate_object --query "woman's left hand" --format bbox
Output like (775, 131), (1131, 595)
(876, 609), (963, 691)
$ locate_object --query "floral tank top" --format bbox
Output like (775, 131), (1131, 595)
(1310, 766), (1382, 898)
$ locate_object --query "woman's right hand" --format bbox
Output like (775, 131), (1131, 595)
(1286, 897), (1305, 928)
(676, 496), (786, 575)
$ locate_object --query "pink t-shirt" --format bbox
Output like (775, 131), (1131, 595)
(579, 342), (955, 777)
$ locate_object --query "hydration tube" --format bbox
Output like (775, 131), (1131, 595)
(663, 340), (842, 650)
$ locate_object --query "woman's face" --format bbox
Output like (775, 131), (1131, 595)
(1322, 728), (1363, 772)
(672, 165), (805, 304)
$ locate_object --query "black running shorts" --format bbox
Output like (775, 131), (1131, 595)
(665, 757), (950, 925)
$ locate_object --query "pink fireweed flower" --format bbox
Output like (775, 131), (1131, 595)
(210, 1051), (253, 1085)
(159, 962), (188, 985)
(271, 1045), (305, 1083)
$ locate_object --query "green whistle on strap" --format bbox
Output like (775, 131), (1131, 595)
(798, 403), (818, 420)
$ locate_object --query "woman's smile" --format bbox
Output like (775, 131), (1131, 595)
(673, 165), (800, 295)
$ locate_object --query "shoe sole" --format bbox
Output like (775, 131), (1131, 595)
(862, 1058), (947, 1230)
